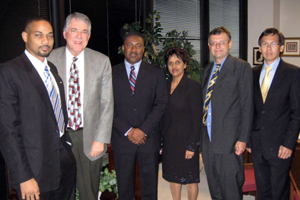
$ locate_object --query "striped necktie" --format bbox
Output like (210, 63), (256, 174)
(68, 57), (82, 130)
(203, 64), (221, 125)
(44, 65), (65, 136)
(129, 66), (137, 94)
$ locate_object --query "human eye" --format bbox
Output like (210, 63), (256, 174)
(82, 30), (89, 35)
(261, 42), (267, 47)
(220, 41), (226, 45)
(271, 41), (278, 46)
(136, 44), (142, 48)
(35, 33), (42, 37)
(127, 43), (133, 48)
(210, 42), (217, 46)
(71, 28), (77, 33)
(175, 60), (181, 65)
(47, 34), (53, 39)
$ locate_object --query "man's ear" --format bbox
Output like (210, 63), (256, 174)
(21, 31), (28, 43)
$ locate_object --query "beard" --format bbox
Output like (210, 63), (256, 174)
(38, 45), (52, 57)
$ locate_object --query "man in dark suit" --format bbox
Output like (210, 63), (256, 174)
(48, 12), (113, 200)
(0, 18), (76, 200)
(247, 28), (300, 200)
(111, 32), (168, 200)
(201, 26), (253, 200)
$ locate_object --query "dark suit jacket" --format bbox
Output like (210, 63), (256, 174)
(201, 55), (253, 154)
(111, 61), (168, 153)
(0, 53), (69, 192)
(250, 59), (300, 154)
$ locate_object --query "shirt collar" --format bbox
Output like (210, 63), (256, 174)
(124, 59), (142, 70)
(24, 50), (48, 70)
(263, 57), (281, 70)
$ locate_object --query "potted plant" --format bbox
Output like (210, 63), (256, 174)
(99, 167), (118, 200)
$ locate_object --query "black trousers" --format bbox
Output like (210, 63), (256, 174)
(202, 130), (244, 200)
(252, 146), (291, 200)
(15, 138), (76, 200)
(114, 149), (159, 200)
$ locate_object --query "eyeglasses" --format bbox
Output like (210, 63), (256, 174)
(261, 41), (280, 48)
(209, 41), (229, 47)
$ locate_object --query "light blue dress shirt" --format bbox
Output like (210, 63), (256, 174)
(205, 57), (227, 142)
(259, 57), (280, 87)
(124, 59), (142, 78)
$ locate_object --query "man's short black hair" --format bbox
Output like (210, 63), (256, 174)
(123, 32), (145, 45)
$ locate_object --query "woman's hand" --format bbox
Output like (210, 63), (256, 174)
(185, 150), (194, 159)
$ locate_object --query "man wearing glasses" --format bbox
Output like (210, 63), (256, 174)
(247, 28), (300, 200)
(201, 26), (253, 200)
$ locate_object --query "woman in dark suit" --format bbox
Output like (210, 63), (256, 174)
(161, 47), (202, 200)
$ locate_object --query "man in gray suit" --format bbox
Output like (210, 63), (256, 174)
(48, 12), (113, 200)
(201, 26), (253, 200)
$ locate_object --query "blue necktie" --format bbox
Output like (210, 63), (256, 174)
(44, 66), (65, 136)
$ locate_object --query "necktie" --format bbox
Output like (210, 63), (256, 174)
(129, 66), (137, 94)
(44, 66), (65, 136)
(261, 66), (272, 103)
(68, 57), (82, 130)
(203, 64), (221, 125)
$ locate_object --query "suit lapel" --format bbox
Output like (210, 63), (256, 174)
(253, 65), (264, 105)
(264, 60), (285, 104)
(21, 53), (56, 122)
(49, 62), (68, 125)
(134, 62), (147, 94)
(202, 62), (213, 99)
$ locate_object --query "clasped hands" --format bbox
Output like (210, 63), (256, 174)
(127, 128), (146, 145)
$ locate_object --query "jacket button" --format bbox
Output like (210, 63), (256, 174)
(55, 149), (60, 153)
(133, 108), (137, 111)
(261, 111), (266, 114)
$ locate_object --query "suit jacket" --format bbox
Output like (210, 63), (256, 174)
(48, 47), (114, 161)
(111, 61), (168, 153)
(250, 59), (300, 154)
(201, 55), (253, 154)
(0, 53), (69, 192)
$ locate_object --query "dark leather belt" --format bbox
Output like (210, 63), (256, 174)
(66, 127), (83, 132)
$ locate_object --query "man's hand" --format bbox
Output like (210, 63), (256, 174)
(278, 145), (292, 159)
(235, 141), (246, 155)
(20, 178), (40, 200)
(246, 148), (252, 153)
(185, 150), (195, 159)
(127, 128), (146, 145)
(89, 141), (105, 157)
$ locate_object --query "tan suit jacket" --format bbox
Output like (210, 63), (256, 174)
(48, 47), (113, 161)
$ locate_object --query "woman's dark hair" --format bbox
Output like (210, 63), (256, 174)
(164, 47), (189, 74)
(164, 47), (188, 64)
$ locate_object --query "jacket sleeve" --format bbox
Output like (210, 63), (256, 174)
(237, 61), (253, 143)
(0, 65), (34, 184)
(139, 68), (168, 136)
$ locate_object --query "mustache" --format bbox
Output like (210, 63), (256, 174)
(39, 45), (51, 49)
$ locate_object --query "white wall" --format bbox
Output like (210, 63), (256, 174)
(248, 0), (300, 67)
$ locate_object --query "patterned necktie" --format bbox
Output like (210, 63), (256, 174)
(44, 66), (65, 136)
(68, 57), (82, 130)
(129, 66), (137, 94)
(203, 64), (221, 125)
(261, 66), (272, 103)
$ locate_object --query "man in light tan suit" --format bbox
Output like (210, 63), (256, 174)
(48, 12), (113, 200)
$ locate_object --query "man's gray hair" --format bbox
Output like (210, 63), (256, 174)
(63, 12), (92, 34)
